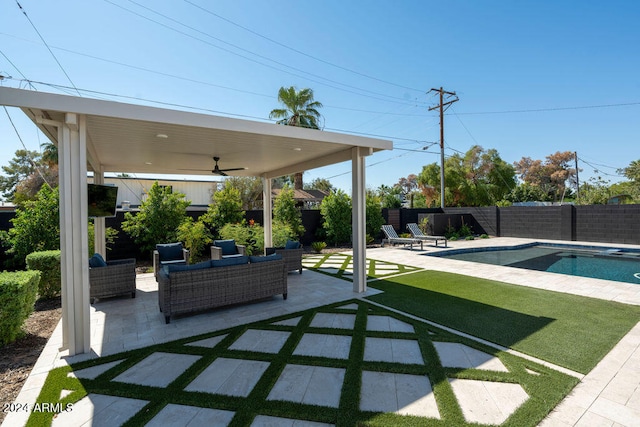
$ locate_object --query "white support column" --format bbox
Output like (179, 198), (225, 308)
(59, 113), (90, 356)
(93, 170), (106, 257)
(262, 176), (272, 252)
(352, 146), (370, 293)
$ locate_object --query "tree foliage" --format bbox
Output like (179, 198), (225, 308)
(514, 151), (576, 202)
(269, 86), (323, 189)
(202, 183), (244, 236)
(304, 177), (334, 193)
(7, 184), (60, 267)
(223, 176), (263, 209)
(177, 217), (213, 262)
(121, 182), (190, 253)
(272, 185), (304, 237)
(320, 190), (352, 245)
(418, 145), (516, 206)
(365, 192), (385, 240)
(0, 149), (42, 201)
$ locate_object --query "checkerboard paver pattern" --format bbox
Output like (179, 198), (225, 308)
(39, 300), (568, 426)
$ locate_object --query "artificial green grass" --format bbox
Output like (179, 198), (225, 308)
(28, 299), (577, 426)
(303, 253), (422, 279)
(367, 270), (640, 374)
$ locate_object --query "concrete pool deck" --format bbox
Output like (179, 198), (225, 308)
(3, 237), (640, 426)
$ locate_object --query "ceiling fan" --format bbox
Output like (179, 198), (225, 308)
(210, 156), (246, 176)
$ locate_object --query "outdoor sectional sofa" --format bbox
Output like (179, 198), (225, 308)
(157, 254), (288, 324)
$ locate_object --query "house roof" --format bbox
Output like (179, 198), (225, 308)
(0, 87), (392, 180)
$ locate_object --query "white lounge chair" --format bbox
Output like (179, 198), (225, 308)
(407, 223), (448, 247)
(381, 224), (423, 250)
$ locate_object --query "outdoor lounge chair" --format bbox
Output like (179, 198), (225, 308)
(406, 223), (448, 247)
(154, 243), (190, 279)
(211, 239), (247, 260)
(266, 240), (303, 274)
(381, 224), (423, 250)
(89, 255), (136, 303)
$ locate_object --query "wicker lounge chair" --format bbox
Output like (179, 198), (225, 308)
(89, 257), (136, 303)
(381, 224), (423, 250)
(266, 240), (303, 274)
(153, 243), (190, 279)
(406, 223), (448, 247)
(211, 239), (247, 260)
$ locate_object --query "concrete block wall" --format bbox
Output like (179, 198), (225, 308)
(575, 205), (640, 245)
(499, 206), (563, 239)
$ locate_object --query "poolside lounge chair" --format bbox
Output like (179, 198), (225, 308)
(407, 223), (448, 247)
(381, 224), (423, 250)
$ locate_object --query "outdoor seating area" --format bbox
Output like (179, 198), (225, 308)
(407, 222), (448, 247)
(380, 224), (423, 250)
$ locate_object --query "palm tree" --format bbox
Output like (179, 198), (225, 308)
(41, 142), (58, 166)
(269, 86), (323, 189)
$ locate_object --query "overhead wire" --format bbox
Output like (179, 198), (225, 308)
(182, 0), (425, 94)
(14, 1), (80, 96)
(105, 0), (426, 106)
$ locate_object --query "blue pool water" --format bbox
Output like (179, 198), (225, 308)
(428, 244), (640, 285)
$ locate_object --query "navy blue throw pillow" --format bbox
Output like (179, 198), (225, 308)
(156, 243), (183, 261)
(89, 253), (107, 268)
(285, 240), (300, 250)
(214, 239), (237, 256)
(211, 255), (249, 268)
(249, 253), (283, 263)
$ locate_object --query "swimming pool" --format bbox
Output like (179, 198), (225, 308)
(427, 243), (640, 285)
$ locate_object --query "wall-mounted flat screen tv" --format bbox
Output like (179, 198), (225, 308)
(87, 184), (118, 218)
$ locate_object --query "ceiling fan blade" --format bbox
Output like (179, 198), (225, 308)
(177, 168), (212, 171)
(220, 167), (247, 172)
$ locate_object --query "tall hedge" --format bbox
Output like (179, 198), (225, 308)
(26, 250), (61, 299)
(0, 270), (40, 345)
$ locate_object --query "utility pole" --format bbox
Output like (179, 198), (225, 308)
(574, 151), (580, 201)
(428, 87), (459, 208)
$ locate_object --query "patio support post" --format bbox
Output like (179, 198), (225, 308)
(352, 146), (371, 293)
(59, 113), (91, 356)
(93, 170), (106, 256)
(262, 175), (272, 251)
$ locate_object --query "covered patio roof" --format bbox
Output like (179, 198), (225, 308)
(0, 87), (390, 179)
(0, 86), (392, 356)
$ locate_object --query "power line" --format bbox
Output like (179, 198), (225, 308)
(14, 1), (80, 96)
(452, 101), (640, 116)
(104, 0), (426, 106)
(182, 0), (425, 93)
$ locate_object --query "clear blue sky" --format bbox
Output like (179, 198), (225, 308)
(1, 0), (639, 195)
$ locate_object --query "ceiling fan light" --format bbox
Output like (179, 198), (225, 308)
(155, 133), (168, 139)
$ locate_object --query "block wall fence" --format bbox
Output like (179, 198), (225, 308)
(1, 205), (638, 265)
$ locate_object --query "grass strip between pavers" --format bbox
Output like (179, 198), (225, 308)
(367, 270), (640, 375)
(28, 299), (577, 427)
(302, 253), (422, 280)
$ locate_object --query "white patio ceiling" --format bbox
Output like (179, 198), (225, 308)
(0, 87), (392, 179)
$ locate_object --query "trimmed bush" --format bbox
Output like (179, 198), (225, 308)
(26, 250), (61, 299)
(0, 270), (40, 345)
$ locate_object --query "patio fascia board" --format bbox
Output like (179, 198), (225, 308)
(262, 147), (375, 179)
(0, 87), (392, 151)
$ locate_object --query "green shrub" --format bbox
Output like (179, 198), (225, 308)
(311, 241), (326, 253)
(320, 190), (352, 245)
(273, 185), (304, 237)
(25, 250), (61, 299)
(202, 184), (244, 238)
(272, 222), (298, 248)
(480, 234), (490, 239)
(7, 184), (60, 268)
(219, 223), (264, 255)
(121, 182), (190, 254)
(177, 218), (213, 263)
(0, 270), (40, 345)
